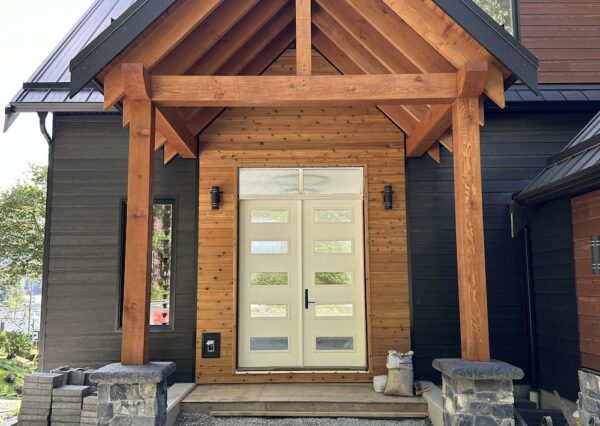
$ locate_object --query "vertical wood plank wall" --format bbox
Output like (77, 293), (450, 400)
(572, 190), (600, 371)
(195, 49), (410, 383)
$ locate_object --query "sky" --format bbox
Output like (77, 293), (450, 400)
(0, 0), (94, 191)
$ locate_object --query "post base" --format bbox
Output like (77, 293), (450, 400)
(433, 358), (524, 426)
(579, 369), (600, 426)
(90, 362), (175, 425)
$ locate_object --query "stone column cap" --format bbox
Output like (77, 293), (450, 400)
(433, 358), (524, 380)
(90, 362), (176, 384)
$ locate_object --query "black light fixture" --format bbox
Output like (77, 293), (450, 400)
(211, 186), (222, 210)
(383, 185), (394, 210)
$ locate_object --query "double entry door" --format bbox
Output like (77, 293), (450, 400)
(237, 169), (367, 370)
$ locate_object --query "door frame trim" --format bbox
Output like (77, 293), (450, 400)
(234, 164), (372, 373)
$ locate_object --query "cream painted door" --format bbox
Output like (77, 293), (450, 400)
(302, 199), (366, 368)
(238, 198), (366, 370)
(238, 200), (302, 368)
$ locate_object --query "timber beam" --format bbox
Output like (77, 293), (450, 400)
(120, 63), (155, 365)
(406, 62), (488, 157)
(150, 74), (459, 107)
(296, 0), (312, 75)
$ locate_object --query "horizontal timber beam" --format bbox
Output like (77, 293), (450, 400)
(151, 74), (459, 107)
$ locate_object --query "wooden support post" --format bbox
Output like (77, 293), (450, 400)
(452, 95), (490, 361)
(121, 64), (155, 365)
(296, 0), (312, 75)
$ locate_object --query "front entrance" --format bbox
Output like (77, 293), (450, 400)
(237, 168), (367, 370)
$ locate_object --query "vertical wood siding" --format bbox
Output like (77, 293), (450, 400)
(572, 190), (600, 372)
(519, 0), (600, 83)
(407, 111), (592, 386)
(42, 114), (197, 382)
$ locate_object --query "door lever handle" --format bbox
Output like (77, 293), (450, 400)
(304, 289), (315, 309)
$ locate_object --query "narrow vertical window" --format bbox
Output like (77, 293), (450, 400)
(120, 200), (175, 328)
(592, 236), (600, 275)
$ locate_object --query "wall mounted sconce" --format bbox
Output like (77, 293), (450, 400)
(383, 185), (394, 210)
(211, 186), (222, 210)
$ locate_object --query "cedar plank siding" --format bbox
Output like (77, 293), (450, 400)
(408, 111), (592, 386)
(572, 190), (600, 372)
(529, 198), (580, 400)
(41, 114), (197, 382)
(519, 0), (600, 83)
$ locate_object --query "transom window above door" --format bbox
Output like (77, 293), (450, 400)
(239, 168), (363, 197)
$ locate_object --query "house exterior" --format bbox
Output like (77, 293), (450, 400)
(4, 0), (600, 420)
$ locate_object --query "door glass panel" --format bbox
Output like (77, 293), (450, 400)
(250, 304), (288, 318)
(251, 272), (288, 286)
(315, 272), (352, 286)
(250, 337), (288, 351)
(314, 240), (352, 254)
(314, 209), (352, 223)
(251, 240), (289, 254)
(251, 209), (289, 223)
(303, 169), (363, 195)
(239, 169), (300, 196)
(315, 304), (353, 317)
(316, 336), (354, 351)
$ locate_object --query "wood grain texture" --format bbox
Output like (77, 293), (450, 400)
(196, 147), (409, 383)
(519, 0), (600, 83)
(571, 190), (600, 371)
(452, 97), (490, 362)
(121, 98), (155, 365)
(151, 73), (458, 108)
(102, 0), (223, 110)
(295, 0), (312, 75)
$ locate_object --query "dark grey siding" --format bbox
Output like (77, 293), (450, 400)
(529, 197), (579, 400)
(407, 111), (592, 384)
(41, 113), (197, 382)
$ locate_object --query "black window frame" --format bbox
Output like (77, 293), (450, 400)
(117, 197), (177, 332)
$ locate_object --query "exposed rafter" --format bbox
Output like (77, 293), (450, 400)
(103, 0), (223, 110)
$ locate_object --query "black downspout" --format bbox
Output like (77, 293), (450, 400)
(523, 225), (538, 390)
(37, 112), (54, 372)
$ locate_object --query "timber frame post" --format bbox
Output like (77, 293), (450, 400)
(452, 62), (491, 361)
(120, 63), (155, 365)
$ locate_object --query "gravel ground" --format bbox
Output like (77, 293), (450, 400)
(176, 412), (431, 426)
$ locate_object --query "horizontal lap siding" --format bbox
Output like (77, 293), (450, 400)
(407, 112), (592, 384)
(196, 149), (409, 383)
(572, 190), (600, 373)
(43, 114), (197, 382)
(530, 198), (579, 400)
(519, 0), (600, 83)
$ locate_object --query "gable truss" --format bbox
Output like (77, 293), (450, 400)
(93, 0), (511, 164)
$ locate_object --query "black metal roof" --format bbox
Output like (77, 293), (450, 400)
(516, 111), (600, 205)
(68, 0), (539, 98)
(4, 0), (133, 130)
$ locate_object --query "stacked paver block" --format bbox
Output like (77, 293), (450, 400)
(80, 395), (98, 425)
(50, 385), (91, 425)
(18, 373), (63, 426)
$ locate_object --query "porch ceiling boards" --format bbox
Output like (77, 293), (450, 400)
(70, 0), (530, 164)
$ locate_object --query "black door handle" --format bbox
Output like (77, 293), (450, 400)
(304, 289), (315, 309)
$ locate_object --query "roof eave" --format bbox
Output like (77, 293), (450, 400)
(69, 0), (176, 98)
(433, 0), (539, 94)
(516, 163), (600, 206)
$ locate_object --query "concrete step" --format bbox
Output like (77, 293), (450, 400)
(181, 383), (428, 418)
